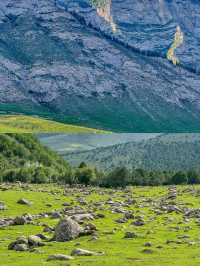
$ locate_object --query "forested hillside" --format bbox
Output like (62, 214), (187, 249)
(63, 134), (200, 171)
(0, 134), (72, 183)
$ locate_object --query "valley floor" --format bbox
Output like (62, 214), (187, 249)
(0, 184), (200, 265)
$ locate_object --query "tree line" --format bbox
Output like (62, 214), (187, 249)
(2, 160), (200, 187)
(1, 134), (200, 188)
(71, 163), (200, 187)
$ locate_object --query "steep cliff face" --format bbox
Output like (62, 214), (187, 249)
(0, 0), (200, 131)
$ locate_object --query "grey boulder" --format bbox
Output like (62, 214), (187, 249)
(53, 217), (82, 242)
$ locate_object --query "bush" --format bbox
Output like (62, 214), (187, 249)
(78, 162), (87, 168)
(102, 167), (130, 188)
(171, 171), (188, 185)
(187, 170), (200, 184)
(76, 167), (96, 186)
(32, 166), (49, 184)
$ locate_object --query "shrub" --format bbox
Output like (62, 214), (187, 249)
(171, 171), (188, 185)
(102, 166), (130, 188)
(76, 167), (96, 185)
(187, 170), (200, 184)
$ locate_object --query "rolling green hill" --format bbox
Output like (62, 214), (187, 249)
(63, 134), (200, 171)
(0, 115), (107, 133)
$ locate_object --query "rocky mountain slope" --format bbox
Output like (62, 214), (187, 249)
(63, 134), (200, 171)
(0, 0), (200, 131)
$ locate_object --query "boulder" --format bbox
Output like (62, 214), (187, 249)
(15, 236), (28, 245)
(8, 237), (29, 252)
(53, 217), (82, 242)
(13, 244), (28, 252)
(28, 235), (43, 247)
(8, 234), (46, 252)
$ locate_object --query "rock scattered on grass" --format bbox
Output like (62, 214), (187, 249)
(0, 202), (7, 210)
(51, 211), (62, 219)
(8, 235), (45, 252)
(71, 213), (94, 223)
(28, 235), (43, 247)
(47, 254), (73, 261)
(144, 242), (152, 247)
(71, 248), (104, 256)
(142, 249), (154, 254)
(124, 232), (138, 239)
(13, 216), (27, 225)
(13, 244), (29, 251)
(132, 219), (145, 226)
(17, 198), (31, 205)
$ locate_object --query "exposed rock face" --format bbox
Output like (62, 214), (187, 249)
(53, 217), (82, 241)
(0, 0), (200, 131)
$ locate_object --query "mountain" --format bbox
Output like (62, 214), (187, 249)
(0, 0), (200, 132)
(0, 115), (107, 133)
(62, 134), (200, 171)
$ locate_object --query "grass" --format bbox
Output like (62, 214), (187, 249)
(0, 184), (200, 265)
(0, 115), (108, 133)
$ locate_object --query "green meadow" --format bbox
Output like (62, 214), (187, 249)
(0, 184), (200, 266)
(0, 115), (107, 133)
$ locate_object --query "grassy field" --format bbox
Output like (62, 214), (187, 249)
(0, 184), (200, 265)
(0, 115), (107, 133)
